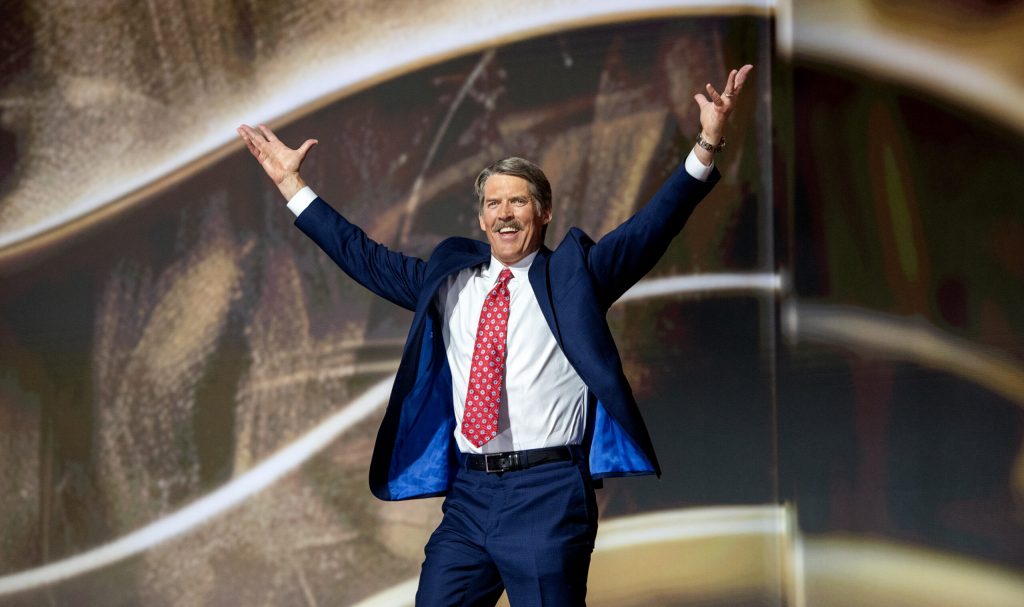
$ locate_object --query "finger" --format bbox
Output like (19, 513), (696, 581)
(734, 64), (754, 90)
(724, 68), (738, 94)
(237, 127), (259, 156)
(693, 93), (710, 109)
(257, 124), (279, 142)
(242, 136), (258, 157)
(235, 123), (262, 146)
(706, 83), (724, 106)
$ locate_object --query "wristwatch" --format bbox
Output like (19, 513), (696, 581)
(696, 131), (726, 153)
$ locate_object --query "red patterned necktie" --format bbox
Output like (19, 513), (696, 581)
(461, 268), (513, 447)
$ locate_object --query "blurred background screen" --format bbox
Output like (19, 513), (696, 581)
(0, 1), (1021, 606)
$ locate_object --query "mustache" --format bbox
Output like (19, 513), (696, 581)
(492, 218), (524, 232)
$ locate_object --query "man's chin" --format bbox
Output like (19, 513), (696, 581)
(490, 245), (524, 265)
(488, 235), (543, 264)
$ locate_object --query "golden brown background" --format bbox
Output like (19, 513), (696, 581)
(0, 1), (1022, 605)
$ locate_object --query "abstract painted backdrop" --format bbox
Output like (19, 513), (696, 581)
(0, 1), (1021, 606)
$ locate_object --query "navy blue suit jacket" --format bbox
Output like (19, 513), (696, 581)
(296, 161), (719, 500)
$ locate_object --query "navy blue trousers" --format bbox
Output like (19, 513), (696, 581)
(415, 450), (598, 606)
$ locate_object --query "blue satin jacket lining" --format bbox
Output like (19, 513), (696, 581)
(386, 329), (654, 500)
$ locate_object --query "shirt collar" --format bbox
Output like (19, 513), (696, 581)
(484, 250), (538, 281)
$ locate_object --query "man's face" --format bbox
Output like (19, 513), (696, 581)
(478, 174), (551, 265)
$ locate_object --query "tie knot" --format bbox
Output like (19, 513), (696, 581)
(497, 268), (514, 285)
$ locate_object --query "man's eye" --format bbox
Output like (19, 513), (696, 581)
(513, 199), (527, 206)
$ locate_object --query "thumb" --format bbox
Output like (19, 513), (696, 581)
(297, 139), (318, 157)
(693, 94), (709, 109)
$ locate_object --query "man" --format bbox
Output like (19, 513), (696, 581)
(238, 63), (752, 606)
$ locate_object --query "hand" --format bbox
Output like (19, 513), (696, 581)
(692, 64), (753, 164)
(237, 124), (318, 201)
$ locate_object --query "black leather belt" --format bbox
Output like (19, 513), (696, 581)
(465, 446), (574, 473)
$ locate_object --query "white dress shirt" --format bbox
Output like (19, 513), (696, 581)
(437, 252), (587, 453)
(287, 151), (713, 454)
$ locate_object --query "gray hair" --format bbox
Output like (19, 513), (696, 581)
(474, 157), (552, 216)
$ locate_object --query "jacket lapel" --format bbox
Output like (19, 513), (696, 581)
(527, 246), (563, 348)
(414, 239), (491, 319)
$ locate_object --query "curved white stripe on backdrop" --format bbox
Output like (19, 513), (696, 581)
(350, 505), (792, 607)
(786, 18), (1024, 135)
(0, 375), (396, 595)
(0, 0), (775, 254)
(0, 270), (779, 596)
(618, 272), (782, 304)
(351, 507), (1024, 607)
(786, 302), (1024, 409)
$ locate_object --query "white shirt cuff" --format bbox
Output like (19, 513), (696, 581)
(684, 149), (714, 182)
(286, 186), (318, 217)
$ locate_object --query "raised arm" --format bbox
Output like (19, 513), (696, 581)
(586, 64), (753, 304)
(236, 123), (426, 310)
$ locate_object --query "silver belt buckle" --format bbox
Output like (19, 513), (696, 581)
(484, 451), (520, 473)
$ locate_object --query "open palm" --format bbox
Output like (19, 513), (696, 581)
(237, 124), (317, 198)
(694, 64), (754, 140)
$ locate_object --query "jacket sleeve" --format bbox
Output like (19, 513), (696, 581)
(294, 197), (425, 311)
(584, 162), (720, 307)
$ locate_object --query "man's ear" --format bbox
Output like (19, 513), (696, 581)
(478, 211), (488, 233)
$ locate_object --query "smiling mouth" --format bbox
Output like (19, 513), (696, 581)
(493, 218), (524, 234)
